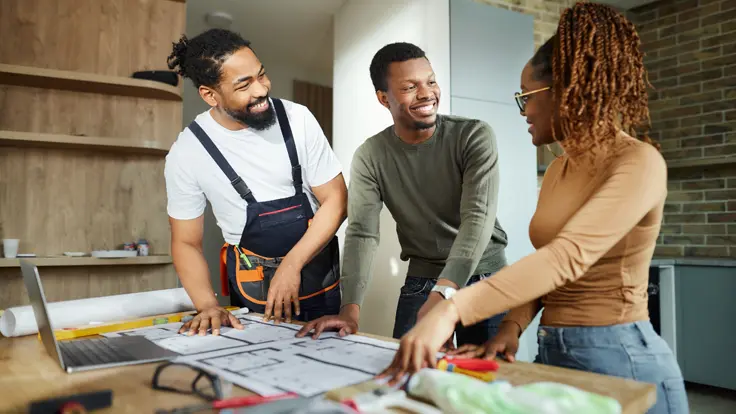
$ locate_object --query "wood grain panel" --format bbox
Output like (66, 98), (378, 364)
(293, 80), (333, 145)
(0, 64), (182, 101)
(0, 130), (170, 155)
(0, 86), (181, 141)
(0, 147), (171, 257)
(0, 266), (178, 308)
(0, 0), (186, 77)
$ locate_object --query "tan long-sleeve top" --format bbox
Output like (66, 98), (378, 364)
(451, 135), (667, 329)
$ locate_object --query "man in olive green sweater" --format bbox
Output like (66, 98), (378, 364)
(298, 42), (508, 345)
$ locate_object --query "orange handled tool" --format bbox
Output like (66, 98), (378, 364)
(436, 357), (498, 382)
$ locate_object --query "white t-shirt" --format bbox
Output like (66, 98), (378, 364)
(165, 99), (342, 245)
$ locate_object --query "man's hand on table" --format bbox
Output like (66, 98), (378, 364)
(263, 259), (302, 324)
(448, 321), (521, 362)
(179, 306), (244, 336)
(296, 304), (359, 339)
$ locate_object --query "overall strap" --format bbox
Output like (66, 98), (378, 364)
(188, 121), (257, 204)
(272, 99), (303, 195)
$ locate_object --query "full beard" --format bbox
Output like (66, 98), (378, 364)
(226, 98), (277, 131)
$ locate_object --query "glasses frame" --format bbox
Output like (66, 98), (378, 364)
(152, 361), (224, 402)
(514, 86), (551, 112)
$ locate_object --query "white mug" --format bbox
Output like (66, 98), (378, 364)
(3, 239), (19, 258)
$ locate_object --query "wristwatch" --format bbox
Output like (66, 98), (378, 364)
(431, 285), (457, 300)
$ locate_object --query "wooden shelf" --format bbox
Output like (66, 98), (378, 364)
(0, 130), (170, 155)
(0, 255), (172, 268)
(667, 157), (736, 170)
(0, 63), (182, 101)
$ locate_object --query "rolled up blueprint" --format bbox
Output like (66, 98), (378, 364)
(0, 288), (195, 337)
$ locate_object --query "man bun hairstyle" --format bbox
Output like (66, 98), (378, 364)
(167, 28), (252, 88)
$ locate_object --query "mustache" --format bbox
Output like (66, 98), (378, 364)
(247, 97), (269, 109)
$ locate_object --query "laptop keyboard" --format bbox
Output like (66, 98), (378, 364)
(60, 338), (136, 367)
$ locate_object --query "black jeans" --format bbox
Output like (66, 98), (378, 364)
(392, 274), (507, 346)
(229, 278), (341, 323)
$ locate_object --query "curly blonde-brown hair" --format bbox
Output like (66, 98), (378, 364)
(539, 2), (659, 155)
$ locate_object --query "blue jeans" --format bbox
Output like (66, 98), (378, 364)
(535, 321), (689, 414)
(228, 278), (341, 322)
(392, 274), (508, 345)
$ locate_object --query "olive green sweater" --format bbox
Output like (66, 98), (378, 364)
(341, 114), (509, 306)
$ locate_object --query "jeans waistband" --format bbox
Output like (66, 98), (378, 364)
(537, 320), (657, 349)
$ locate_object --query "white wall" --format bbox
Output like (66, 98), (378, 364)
(333, 0), (451, 337)
(267, 63), (333, 103)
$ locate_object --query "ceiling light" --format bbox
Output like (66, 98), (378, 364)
(205, 11), (233, 29)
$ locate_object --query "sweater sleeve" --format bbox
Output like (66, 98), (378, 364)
(437, 122), (501, 288)
(451, 145), (667, 326)
(340, 145), (383, 307)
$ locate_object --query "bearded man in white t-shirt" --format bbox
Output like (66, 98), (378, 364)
(164, 29), (347, 336)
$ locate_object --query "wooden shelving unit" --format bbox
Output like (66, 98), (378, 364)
(0, 0), (185, 308)
(0, 256), (173, 268)
(0, 130), (169, 155)
(667, 157), (736, 170)
(0, 63), (182, 101)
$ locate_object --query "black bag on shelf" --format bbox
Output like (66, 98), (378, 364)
(131, 70), (179, 87)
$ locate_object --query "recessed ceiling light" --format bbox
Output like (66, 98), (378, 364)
(205, 11), (233, 29)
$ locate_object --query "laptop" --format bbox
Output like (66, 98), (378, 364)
(20, 259), (180, 373)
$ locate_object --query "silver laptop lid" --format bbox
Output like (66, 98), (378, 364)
(19, 260), (66, 370)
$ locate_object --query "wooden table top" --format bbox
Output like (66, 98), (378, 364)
(0, 325), (656, 413)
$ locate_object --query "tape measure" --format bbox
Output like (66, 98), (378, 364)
(59, 402), (87, 414)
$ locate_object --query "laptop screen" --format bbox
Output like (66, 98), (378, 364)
(19, 260), (66, 370)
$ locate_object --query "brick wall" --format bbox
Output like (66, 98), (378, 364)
(476, 0), (576, 48)
(629, 0), (736, 258)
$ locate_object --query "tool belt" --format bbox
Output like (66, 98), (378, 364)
(220, 237), (340, 305)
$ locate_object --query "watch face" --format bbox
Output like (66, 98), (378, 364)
(434, 285), (456, 299)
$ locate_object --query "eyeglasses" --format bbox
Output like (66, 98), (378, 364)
(514, 87), (551, 112)
(152, 361), (229, 402)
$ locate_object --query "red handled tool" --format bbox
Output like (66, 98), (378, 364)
(155, 393), (300, 414)
(442, 357), (500, 372)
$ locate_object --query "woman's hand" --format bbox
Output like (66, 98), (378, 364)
(448, 321), (521, 362)
(378, 300), (461, 385)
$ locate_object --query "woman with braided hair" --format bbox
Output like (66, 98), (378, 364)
(380, 2), (688, 412)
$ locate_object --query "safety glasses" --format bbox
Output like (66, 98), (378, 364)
(152, 361), (227, 402)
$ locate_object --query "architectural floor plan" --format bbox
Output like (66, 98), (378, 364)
(104, 315), (399, 396)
